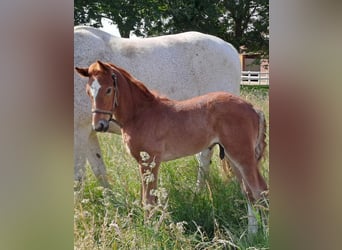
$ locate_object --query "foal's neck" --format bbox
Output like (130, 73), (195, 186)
(113, 71), (156, 126)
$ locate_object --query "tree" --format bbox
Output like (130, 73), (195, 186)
(74, 0), (151, 37)
(221, 0), (269, 56)
(74, 0), (269, 56)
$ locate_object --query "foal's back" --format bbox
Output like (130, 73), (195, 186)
(161, 92), (257, 124)
(127, 92), (259, 162)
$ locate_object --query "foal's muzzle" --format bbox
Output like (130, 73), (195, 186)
(93, 119), (109, 132)
(92, 108), (113, 132)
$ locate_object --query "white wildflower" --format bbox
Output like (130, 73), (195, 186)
(150, 187), (168, 202)
(143, 170), (155, 184)
(169, 221), (187, 234)
(82, 211), (91, 217)
(81, 199), (89, 204)
(109, 221), (121, 236)
(176, 221), (187, 234)
(140, 151), (150, 161)
(149, 157), (156, 168)
(141, 162), (150, 167)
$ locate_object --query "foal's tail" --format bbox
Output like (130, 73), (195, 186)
(255, 109), (267, 162)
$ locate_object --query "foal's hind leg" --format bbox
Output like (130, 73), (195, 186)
(195, 148), (213, 191)
(224, 157), (260, 234)
(222, 134), (268, 233)
(224, 145), (267, 201)
(87, 130), (109, 187)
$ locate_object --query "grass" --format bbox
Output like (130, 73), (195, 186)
(74, 85), (269, 249)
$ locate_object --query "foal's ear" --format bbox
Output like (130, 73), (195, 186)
(96, 60), (108, 72)
(75, 67), (89, 77)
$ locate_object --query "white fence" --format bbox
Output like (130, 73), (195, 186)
(241, 71), (269, 85)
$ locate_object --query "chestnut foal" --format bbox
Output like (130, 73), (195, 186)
(75, 60), (268, 233)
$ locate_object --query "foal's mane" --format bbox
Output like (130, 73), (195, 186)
(107, 63), (157, 101)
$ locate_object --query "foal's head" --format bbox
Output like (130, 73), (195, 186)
(75, 60), (118, 132)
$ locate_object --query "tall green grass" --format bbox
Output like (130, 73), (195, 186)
(74, 86), (269, 249)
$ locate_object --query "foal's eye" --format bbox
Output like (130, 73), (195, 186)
(106, 87), (112, 95)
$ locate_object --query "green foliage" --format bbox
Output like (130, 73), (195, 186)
(74, 87), (269, 249)
(74, 0), (269, 56)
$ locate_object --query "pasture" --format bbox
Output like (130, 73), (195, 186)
(74, 85), (269, 249)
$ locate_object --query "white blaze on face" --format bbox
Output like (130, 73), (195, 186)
(90, 79), (101, 100)
(90, 79), (101, 129)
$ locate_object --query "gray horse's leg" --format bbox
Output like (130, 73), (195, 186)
(86, 121), (121, 187)
(247, 202), (258, 234)
(87, 130), (110, 187)
(195, 148), (213, 191)
(74, 128), (87, 182)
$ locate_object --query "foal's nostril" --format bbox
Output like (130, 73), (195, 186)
(94, 120), (109, 132)
(94, 123), (104, 132)
(103, 122), (109, 132)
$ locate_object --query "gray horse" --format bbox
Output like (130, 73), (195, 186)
(74, 26), (240, 187)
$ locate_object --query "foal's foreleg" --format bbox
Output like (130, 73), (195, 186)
(139, 161), (160, 222)
(139, 154), (160, 207)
